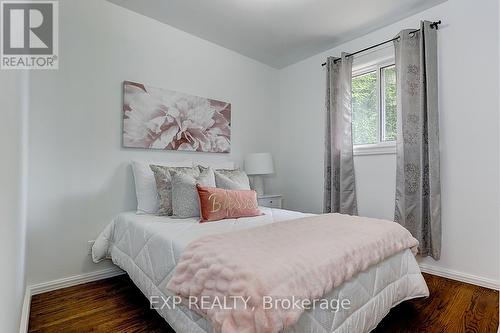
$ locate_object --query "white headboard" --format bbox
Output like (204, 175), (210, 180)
(194, 160), (235, 170)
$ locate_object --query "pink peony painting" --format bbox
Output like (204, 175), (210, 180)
(122, 81), (231, 153)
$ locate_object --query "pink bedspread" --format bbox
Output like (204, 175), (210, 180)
(167, 213), (418, 333)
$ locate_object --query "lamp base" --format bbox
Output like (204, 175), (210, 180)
(250, 175), (265, 196)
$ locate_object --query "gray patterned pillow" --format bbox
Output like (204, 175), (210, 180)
(171, 167), (215, 218)
(150, 165), (200, 216)
(198, 166), (250, 190)
(215, 170), (250, 190)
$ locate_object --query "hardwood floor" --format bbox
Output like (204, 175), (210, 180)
(374, 274), (499, 333)
(29, 273), (499, 333)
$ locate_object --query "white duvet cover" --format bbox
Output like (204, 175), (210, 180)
(93, 208), (429, 333)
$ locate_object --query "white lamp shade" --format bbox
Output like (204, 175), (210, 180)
(244, 153), (274, 175)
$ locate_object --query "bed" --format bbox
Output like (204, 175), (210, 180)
(93, 206), (429, 333)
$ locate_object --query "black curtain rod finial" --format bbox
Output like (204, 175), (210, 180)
(321, 20), (442, 67)
(430, 20), (442, 30)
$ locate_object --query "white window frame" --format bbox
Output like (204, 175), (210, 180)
(352, 58), (397, 156)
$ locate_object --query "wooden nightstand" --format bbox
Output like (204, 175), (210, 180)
(257, 194), (282, 209)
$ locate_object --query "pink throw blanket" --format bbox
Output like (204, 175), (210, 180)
(167, 213), (418, 333)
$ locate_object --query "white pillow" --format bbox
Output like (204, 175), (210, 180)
(131, 160), (192, 214)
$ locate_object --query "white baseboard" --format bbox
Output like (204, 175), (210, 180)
(19, 267), (125, 333)
(419, 263), (499, 290)
(30, 267), (125, 296)
(19, 264), (498, 332)
(19, 288), (31, 333)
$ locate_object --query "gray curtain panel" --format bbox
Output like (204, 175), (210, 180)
(324, 54), (358, 215)
(393, 21), (441, 259)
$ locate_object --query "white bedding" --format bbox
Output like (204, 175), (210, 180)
(93, 208), (429, 333)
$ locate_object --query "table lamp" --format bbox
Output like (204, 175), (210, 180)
(244, 153), (274, 196)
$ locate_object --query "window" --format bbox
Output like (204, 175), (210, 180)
(382, 66), (397, 141)
(352, 61), (397, 155)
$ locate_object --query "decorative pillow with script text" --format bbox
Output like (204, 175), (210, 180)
(196, 185), (263, 222)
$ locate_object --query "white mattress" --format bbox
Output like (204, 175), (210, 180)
(93, 208), (429, 333)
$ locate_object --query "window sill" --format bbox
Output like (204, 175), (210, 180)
(353, 142), (396, 156)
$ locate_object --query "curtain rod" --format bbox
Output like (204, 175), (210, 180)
(321, 20), (441, 67)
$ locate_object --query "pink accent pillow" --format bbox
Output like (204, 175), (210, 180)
(196, 184), (263, 222)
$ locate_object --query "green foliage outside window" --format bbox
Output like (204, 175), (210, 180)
(352, 65), (397, 145)
(383, 66), (397, 141)
(352, 71), (378, 145)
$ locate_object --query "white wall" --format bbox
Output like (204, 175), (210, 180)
(0, 71), (28, 332)
(274, 0), (499, 283)
(25, 0), (499, 289)
(26, 0), (278, 285)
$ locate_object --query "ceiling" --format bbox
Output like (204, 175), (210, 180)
(108, 0), (446, 68)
